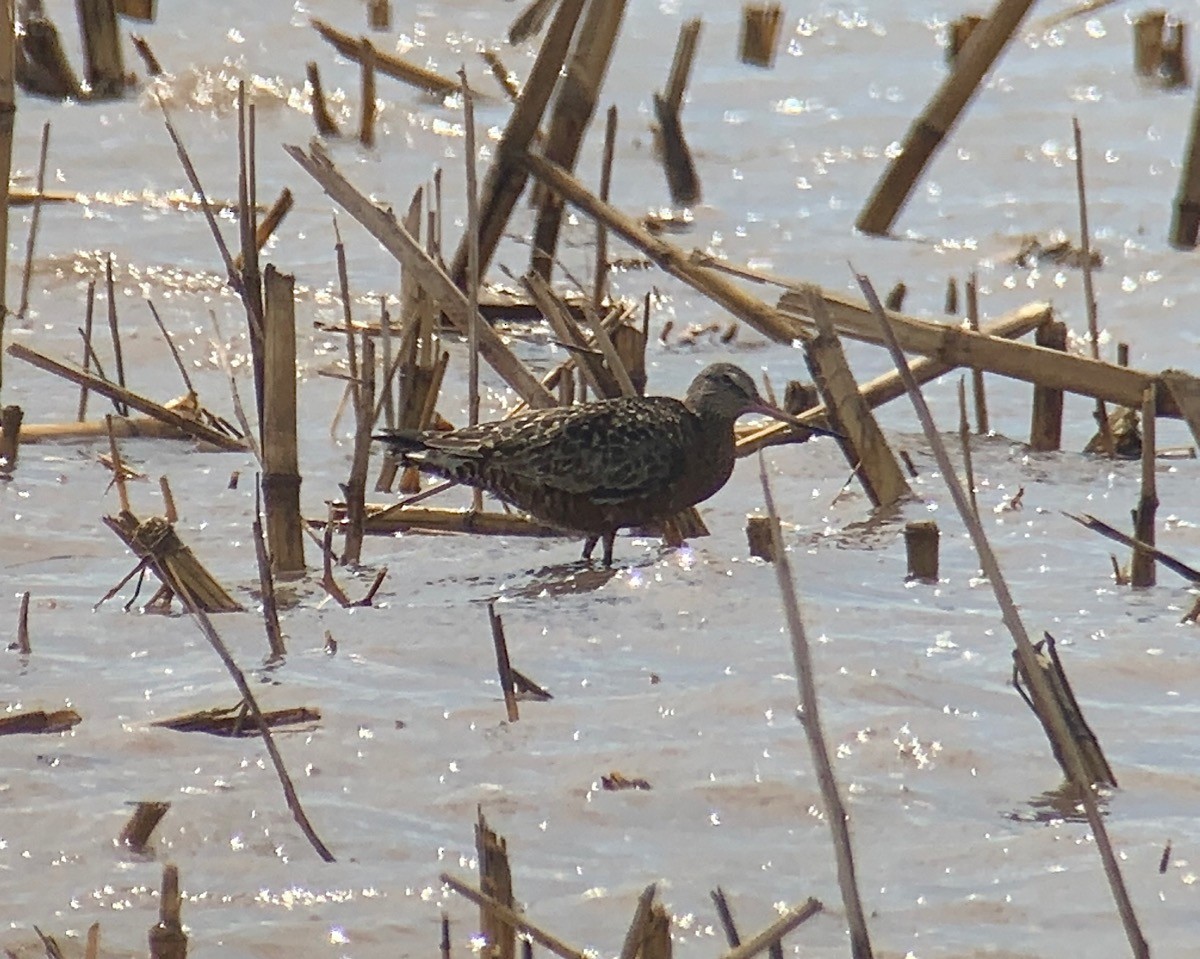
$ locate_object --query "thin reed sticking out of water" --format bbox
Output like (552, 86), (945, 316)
(855, 269), (1149, 959)
(758, 456), (874, 959)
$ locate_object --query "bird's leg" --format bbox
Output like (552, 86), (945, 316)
(582, 536), (598, 562)
(602, 531), (615, 567)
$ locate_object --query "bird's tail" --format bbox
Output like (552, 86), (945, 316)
(372, 429), (427, 455)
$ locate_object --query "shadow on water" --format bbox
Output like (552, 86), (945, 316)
(1005, 780), (1112, 825)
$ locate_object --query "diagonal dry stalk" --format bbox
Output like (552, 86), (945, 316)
(175, 584), (334, 862)
(855, 270), (1148, 959)
(758, 457), (874, 959)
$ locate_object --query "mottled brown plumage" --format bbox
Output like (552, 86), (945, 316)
(376, 363), (827, 565)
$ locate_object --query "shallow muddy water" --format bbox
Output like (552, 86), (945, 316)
(3, 2), (1200, 957)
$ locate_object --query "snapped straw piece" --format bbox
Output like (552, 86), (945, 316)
(855, 0), (1039, 235)
(855, 270), (1149, 959)
(759, 460), (874, 959)
(287, 144), (556, 410)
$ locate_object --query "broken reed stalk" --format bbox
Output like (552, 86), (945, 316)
(0, 0), (13, 399)
(450, 0), (587, 285)
(1171, 62), (1200, 247)
(237, 86), (266, 422)
(593, 104), (617, 312)
(105, 255), (128, 414)
(487, 601), (519, 723)
(175, 587), (334, 861)
(77, 280), (97, 419)
(378, 298), (394, 429)
(461, 68), (483, 512)
(359, 39), (377, 149)
(148, 864), (187, 959)
(855, 0), (1038, 235)
(118, 801), (170, 854)
(155, 95), (261, 337)
(311, 19), (460, 98)
(965, 273), (989, 434)
(158, 475), (177, 524)
(17, 119), (50, 318)
(475, 810), (516, 959)
(530, 0), (629, 281)
(286, 145), (556, 409)
(146, 300), (197, 398)
(77, 0), (125, 99)
(855, 270), (1149, 959)
(0, 403), (20, 467)
(1073, 117), (1114, 456)
(106, 413), (132, 512)
(957, 377), (978, 517)
(252, 480), (286, 659)
(758, 460), (874, 959)
(341, 334), (375, 565)
(524, 152), (805, 343)
(1030, 318), (1067, 451)
(442, 875), (589, 959)
(1129, 385), (1158, 587)
(617, 884), (659, 959)
(15, 590), (31, 654)
(803, 286), (909, 509)
(1065, 512), (1200, 583)
(306, 62), (341, 138)
(261, 266), (305, 575)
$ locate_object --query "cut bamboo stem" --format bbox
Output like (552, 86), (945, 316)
(17, 119), (50, 318)
(1171, 53), (1200, 248)
(664, 18), (702, 115)
(1130, 385), (1158, 587)
(148, 864), (187, 959)
(1030, 318), (1067, 451)
(359, 39), (377, 148)
(77, 280), (97, 420)
(367, 0), (390, 31)
(261, 266), (306, 575)
(0, 403), (21, 467)
(118, 801), (170, 854)
(530, 0), (629, 280)
(15, 590), (31, 654)
(739, 3), (784, 68)
(77, 0), (125, 98)
(904, 520), (939, 582)
(476, 811), (516, 959)
(856, 270), (1149, 959)
(855, 0), (1038, 235)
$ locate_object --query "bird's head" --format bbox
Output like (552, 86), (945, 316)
(683, 363), (774, 420)
(683, 363), (839, 439)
